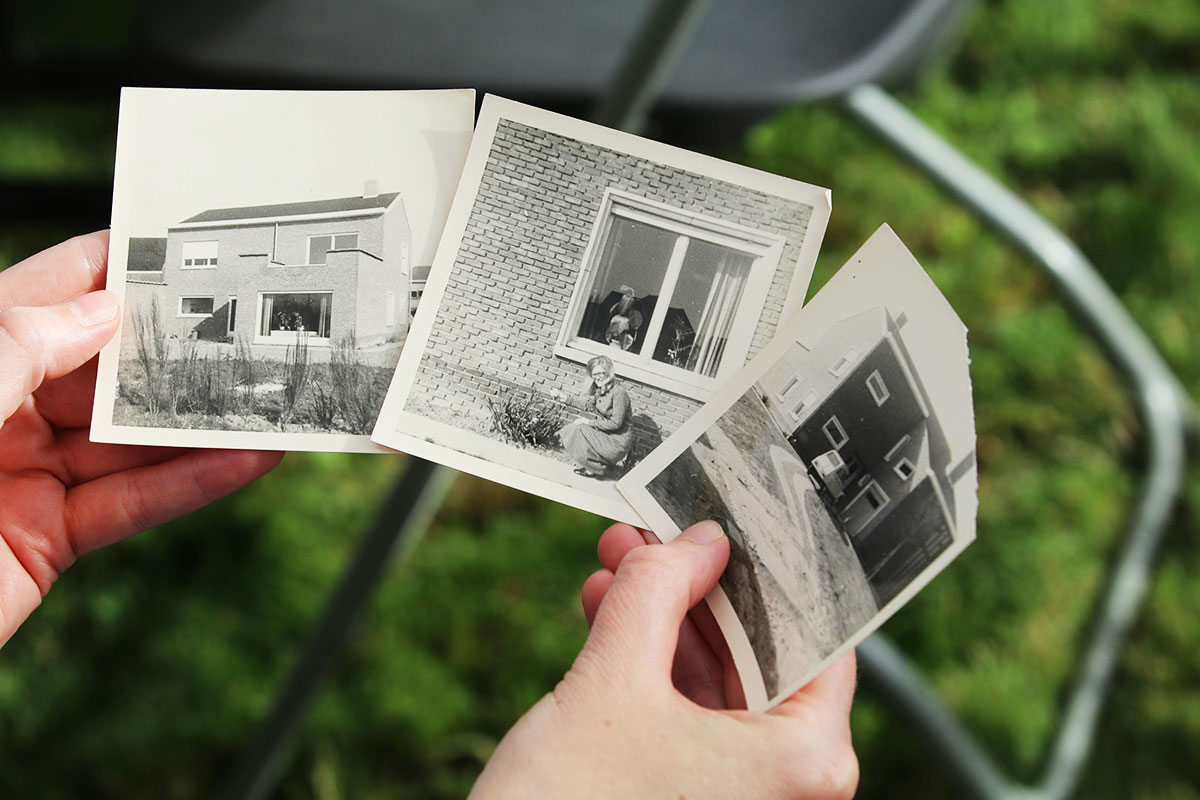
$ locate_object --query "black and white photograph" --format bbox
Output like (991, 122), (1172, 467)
(371, 95), (832, 523)
(91, 87), (475, 452)
(618, 226), (977, 710)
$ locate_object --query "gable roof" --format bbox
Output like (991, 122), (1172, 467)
(180, 192), (400, 224)
(411, 265), (432, 282)
(128, 237), (167, 271)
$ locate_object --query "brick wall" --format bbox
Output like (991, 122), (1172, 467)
(408, 119), (816, 456)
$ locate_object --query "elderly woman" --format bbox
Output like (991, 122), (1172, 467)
(560, 355), (634, 477)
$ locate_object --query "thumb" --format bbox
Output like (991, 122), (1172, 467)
(0, 291), (120, 424)
(578, 520), (729, 684)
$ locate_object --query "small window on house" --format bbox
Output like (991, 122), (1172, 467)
(179, 296), (214, 316)
(829, 347), (860, 378)
(822, 415), (848, 449)
(559, 191), (785, 397)
(227, 298), (238, 335)
(259, 292), (332, 340)
(866, 370), (889, 405)
(777, 376), (799, 400)
(181, 241), (219, 269)
(894, 458), (915, 480)
(885, 434), (911, 462)
(791, 390), (818, 421)
(308, 233), (358, 265)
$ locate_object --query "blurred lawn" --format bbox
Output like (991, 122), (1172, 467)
(1, 0), (1198, 797)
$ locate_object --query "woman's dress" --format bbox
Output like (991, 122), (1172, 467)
(560, 383), (634, 475)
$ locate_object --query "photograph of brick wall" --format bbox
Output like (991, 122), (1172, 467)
(380, 99), (829, 521)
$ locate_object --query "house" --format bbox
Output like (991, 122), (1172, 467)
(758, 307), (972, 605)
(132, 182), (412, 351)
(409, 265), (430, 319)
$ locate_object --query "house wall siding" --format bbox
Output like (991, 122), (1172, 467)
(406, 119), (817, 453)
(154, 210), (406, 346)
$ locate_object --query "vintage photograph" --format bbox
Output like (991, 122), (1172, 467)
(371, 95), (832, 523)
(91, 88), (475, 452)
(618, 226), (977, 710)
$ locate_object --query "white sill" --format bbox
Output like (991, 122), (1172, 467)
(178, 313), (214, 318)
(553, 341), (716, 402)
(253, 335), (332, 347)
(181, 265), (219, 270)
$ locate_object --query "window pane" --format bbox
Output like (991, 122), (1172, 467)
(652, 238), (753, 377)
(333, 233), (358, 250)
(261, 293), (332, 337)
(577, 216), (675, 354)
(181, 297), (214, 315)
(309, 235), (332, 264)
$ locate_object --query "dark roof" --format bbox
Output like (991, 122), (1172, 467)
(128, 237), (167, 271)
(411, 265), (432, 281)
(179, 192), (399, 224)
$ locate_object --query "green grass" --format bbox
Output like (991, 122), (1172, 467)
(1, 0), (1198, 797)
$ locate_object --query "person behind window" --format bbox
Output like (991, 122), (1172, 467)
(559, 355), (634, 478)
(604, 285), (643, 351)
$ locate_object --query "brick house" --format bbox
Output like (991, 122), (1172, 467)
(406, 119), (820, 463)
(758, 307), (971, 605)
(131, 184), (412, 353)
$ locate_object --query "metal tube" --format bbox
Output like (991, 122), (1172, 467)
(211, 459), (457, 800)
(589, 0), (715, 134)
(844, 83), (1192, 800)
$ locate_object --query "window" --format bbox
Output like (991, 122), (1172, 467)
(884, 434), (911, 462)
(227, 298), (238, 335)
(258, 292), (332, 341)
(791, 389), (818, 421)
(894, 458), (915, 479)
(178, 296), (214, 316)
(822, 415), (848, 449)
(182, 241), (218, 269)
(777, 376), (799, 400)
(558, 191), (785, 398)
(829, 347), (860, 378)
(866, 370), (889, 405)
(864, 483), (888, 510)
(308, 233), (358, 265)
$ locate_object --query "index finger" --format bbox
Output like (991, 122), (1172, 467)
(0, 231), (109, 310)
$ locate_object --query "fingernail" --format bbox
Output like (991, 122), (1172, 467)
(679, 520), (725, 545)
(70, 291), (118, 326)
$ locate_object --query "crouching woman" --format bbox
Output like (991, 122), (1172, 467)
(560, 355), (634, 478)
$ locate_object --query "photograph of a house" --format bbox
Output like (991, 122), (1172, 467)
(91, 87), (475, 452)
(371, 96), (831, 524)
(618, 226), (977, 710)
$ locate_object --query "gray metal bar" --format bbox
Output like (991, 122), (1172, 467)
(211, 459), (456, 800)
(844, 83), (1193, 800)
(589, 0), (715, 134)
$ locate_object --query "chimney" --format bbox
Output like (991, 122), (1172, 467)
(363, 179), (379, 199)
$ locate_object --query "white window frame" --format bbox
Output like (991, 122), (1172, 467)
(554, 189), (787, 401)
(178, 295), (215, 318)
(822, 415), (848, 449)
(893, 458), (916, 480)
(866, 369), (889, 405)
(254, 290), (334, 346)
(306, 232), (359, 266)
(884, 434), (911, 462)
(791, 389), (818, 422)
(226, 297), (238, 336)
(181, 241), (219, 270)
(777, 376), (800, 400)
(829, 346), (860, 378)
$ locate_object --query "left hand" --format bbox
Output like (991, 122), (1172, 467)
(0, 232), (282, 646)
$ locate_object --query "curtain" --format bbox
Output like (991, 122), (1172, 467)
(260, 295), (274, 336)
(686, 250), (752, 377)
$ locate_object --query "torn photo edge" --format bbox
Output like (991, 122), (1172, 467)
(90, 87), (476, 453)
(371, 94), (833, 525)
(617, 224), (978, 711)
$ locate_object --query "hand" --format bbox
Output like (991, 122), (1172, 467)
(0, 232), (282, 646)
(470, 521), (859, 799)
